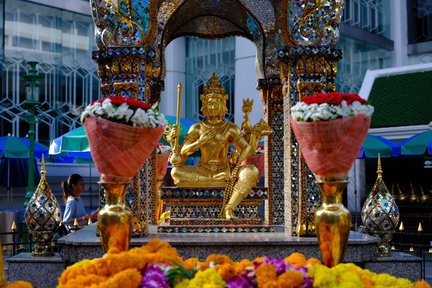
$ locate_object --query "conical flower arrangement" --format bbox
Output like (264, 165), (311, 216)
(81, 96), (166, 252)
(290, 92), (374, 267)
(24, 155), (62, 256)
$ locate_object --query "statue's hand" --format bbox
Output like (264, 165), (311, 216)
(164, 125), (179, 147)
(169, 151), (184, 166)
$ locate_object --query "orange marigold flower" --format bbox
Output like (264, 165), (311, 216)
(277, 270), (305, 288)
(202, 254), (233, 269)
(217, 263), (237, 281)
(235, 259), (254, 275)
(256, 263), (277, 287)
(261, 280), (278, 288)
(183, 257), (201, 271)
(59, 274), (106, 288)
(305, 258), (321, 266)
(6, 281), (33, 288)
(99, 268), (141, 288)
(284, 253), (307, 267)
(416, 280), (432, 288)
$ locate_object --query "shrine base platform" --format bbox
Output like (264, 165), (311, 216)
(58, 224), (376, 263)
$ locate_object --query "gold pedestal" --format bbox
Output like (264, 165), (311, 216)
(315, 176), (351, 267)
(31, 231), (56, 256)
(97, 181), (132, 253)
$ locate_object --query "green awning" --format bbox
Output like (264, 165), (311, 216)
(368, 70), (432, 128)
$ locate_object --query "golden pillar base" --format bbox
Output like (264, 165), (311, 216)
(97, 181), (132, 253)
(315, 176), (351, 267)
(30, 231), (56, 256)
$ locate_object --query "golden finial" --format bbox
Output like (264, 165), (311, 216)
(399, 221), (404, 231)
(396, 183), (407, 201)
(420, 185), (429, 202)
(409, 182), (418, 202)
(429, 248), (432, 253)
(409, 246), (414, 252)
(11, 221), (16, 231)
(418, 222), (423, 232)
(73, 218), (78, 226)
(34, 154), (52, 198)
(41, 153), (46, 176)
(391, 245), (396, 251)
(376, 153), (383, 179)
(87, 217), (92, 225)
(370, 153), (389, 196)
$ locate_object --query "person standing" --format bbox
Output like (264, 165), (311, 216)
(62, 174), (97, 225)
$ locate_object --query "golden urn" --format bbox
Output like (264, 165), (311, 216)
(361, 155), (400, 256)
(24, 156), (62, 256)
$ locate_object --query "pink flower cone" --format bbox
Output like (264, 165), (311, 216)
(290, 114), (371, 178)
(84, 117), (164, 181)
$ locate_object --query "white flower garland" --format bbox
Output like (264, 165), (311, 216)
(156, 145), (171, 154)
(81, 98), (168, 128)
(290, 100), (374, 122)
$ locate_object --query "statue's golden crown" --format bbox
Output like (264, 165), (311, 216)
(201, 73), (228, 101)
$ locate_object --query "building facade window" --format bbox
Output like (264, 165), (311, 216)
(185, 36), (235, 122)
(0, 0), (99, 145)
(343, 0), (391, 38)
(336, 37), (392, 93)
(408, 0), (432, 44)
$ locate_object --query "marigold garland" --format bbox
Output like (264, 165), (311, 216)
(6, 281), (33, 288)
(56, 239), (431, 288)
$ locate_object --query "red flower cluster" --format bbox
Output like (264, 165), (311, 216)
(95, 96), (151, 110)
(301, 92), (367, 105)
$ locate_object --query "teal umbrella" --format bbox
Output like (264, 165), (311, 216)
(49, 126), (91, 158)
(358, 135), (401, 158)
(400, 130), (432, 155)
(0, 136), (49, 159)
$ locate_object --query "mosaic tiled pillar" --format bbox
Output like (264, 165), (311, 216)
(144, 79), (164, 225)
(258, 78), (284, 226)
(279, 47), (343, 235)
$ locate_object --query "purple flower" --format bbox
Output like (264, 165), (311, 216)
(141, 264), (169, 288)
(256, 257), (288, 275)
(227, 275), (254, 288)
(302, 277), (313, 288)
(269, 258), (288, 275)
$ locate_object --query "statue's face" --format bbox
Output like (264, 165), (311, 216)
(202, 94), (227, 119)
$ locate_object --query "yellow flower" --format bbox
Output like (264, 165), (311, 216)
(308, 264), (337, 287)
(6, 281), (33, 288)
(187, 268), (226, 288)
(174, 278), (191, 288)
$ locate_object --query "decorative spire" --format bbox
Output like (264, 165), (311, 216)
(370, 153), (389, 196)
(35, 154), (52, 198)
(376, 153), (382, 179)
